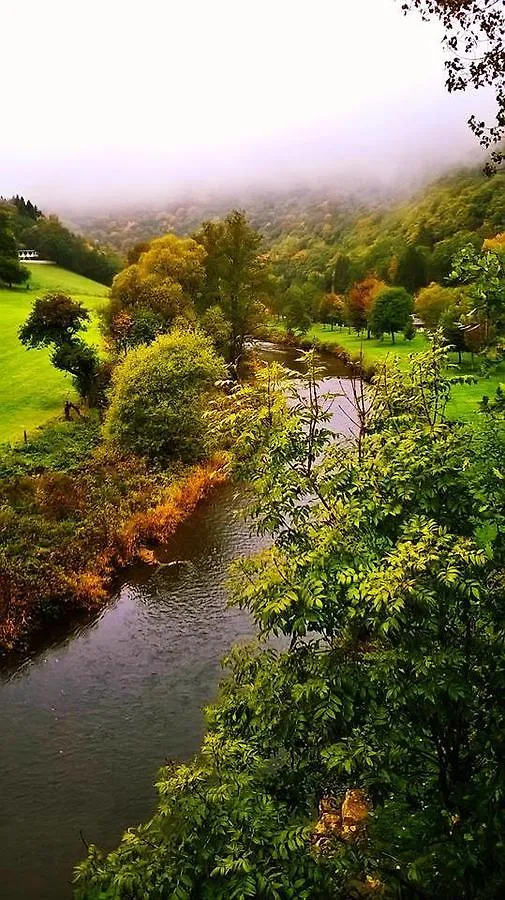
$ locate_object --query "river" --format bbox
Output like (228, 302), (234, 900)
(0, 344), (355, 900)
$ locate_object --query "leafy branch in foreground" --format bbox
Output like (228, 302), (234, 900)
(75, 343), (505, 898)
(399, 0), (504, 169)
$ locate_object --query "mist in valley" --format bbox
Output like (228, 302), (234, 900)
(1, 0), (496, 220)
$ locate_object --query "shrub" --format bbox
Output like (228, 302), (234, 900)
(104, 330), (226, 463)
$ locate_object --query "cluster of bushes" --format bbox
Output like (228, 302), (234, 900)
(0, 413), (227, 652)
(3, 279), (230, 649)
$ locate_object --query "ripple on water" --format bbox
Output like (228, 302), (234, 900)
(0, 366), (356, 900)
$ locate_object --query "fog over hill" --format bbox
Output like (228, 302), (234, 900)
(2, 0), (496, 217)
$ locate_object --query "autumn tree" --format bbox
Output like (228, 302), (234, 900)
(345, 276), (385, 336)
(19, 293), (90, 347)
(106, 233), (205, 351)
(318, 292), (345, 330)
(415, 282), (467, 328)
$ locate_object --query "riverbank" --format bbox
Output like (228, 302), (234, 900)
(262, 322), (505, 422)
(0, 415), (227, 653)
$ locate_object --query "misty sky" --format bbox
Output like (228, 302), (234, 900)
(1, 0), (494, 210)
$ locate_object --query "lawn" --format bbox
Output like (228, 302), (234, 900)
(0, 265), (108, 444)
(307, 324), (505, 423)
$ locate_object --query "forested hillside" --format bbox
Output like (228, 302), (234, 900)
(3, 196), (122, 285)
(71, 168), (504, 292)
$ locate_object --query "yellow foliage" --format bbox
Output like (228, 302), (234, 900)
(483, 232), (505, 253)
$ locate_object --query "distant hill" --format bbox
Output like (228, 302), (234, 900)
(66, 169), (504, 287)
(0, 264), (107, 444)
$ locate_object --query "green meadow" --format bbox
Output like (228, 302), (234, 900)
(0, 264), (108, 444)
(307, 324), (505, 423)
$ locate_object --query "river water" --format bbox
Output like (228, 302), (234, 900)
(0, 345), (354, 900)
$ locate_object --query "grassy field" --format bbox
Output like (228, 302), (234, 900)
(0, 265), (108, 444)
(307, 324), (505, 422)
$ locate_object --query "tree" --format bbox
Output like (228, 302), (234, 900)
(429, 231), (482, 283)
(18, 293), (105, 407)
(106, 233), (205, 349)
(126, 241), (151, 265)
(450, 244), (505, 341)
(440, 304), (468, 364)
(318, 292), (345, 330)
(283, 284), (313, 335)
(369, 286), (413, 342)
(345, 276), (386, 336)
(332, 252), (352, 293)
(395, 244), (427, 293)
(194, 211), (272, 364)
(0, 205), (29, 287)
(415, 282), (466, 328)
(51, 341), (106, 408)
(400, 1), (505, 167)
(104, 330), (226, 463)
(20, 214), (120, 285)
(18, 293), (90, 347)
(200, 305), (232, 357)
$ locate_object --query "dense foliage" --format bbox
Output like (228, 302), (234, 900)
(0, 204), (29, 287)
(104, 330), (226, 463)
(18, 292), (106, 408)
(105, 211), (273, 367)
(75, 346), (505, 898)
(3, 196), (121, 285)
(194, 211), (272, 363)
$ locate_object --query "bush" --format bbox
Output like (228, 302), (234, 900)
(104, 330), (226, 463)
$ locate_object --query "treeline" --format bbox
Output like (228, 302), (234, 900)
(4, 195), (122, 286)
(269, 170), (505, 297)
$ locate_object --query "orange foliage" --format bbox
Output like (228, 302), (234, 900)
(0, 453), (228, 651)
(112, 454), (228, 568)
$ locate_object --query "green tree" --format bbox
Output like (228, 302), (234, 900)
(440, 304), (469, 364)
(283, 283), (313, 335)
(368, 286), (413, 342)
(450, 244), (505, 342)
(194, 211), (271, 364)
(18, 293), (105, 407)
(104, 330), (226, 463)
(18, 293), (90, 347)
(415, 282), (466, 328)
(395, 243), (427, 293)
(0, 205), (29, 287)
(332, 252), (352, 293)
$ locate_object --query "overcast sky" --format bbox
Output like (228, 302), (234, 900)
(1, 0), (493, 210)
